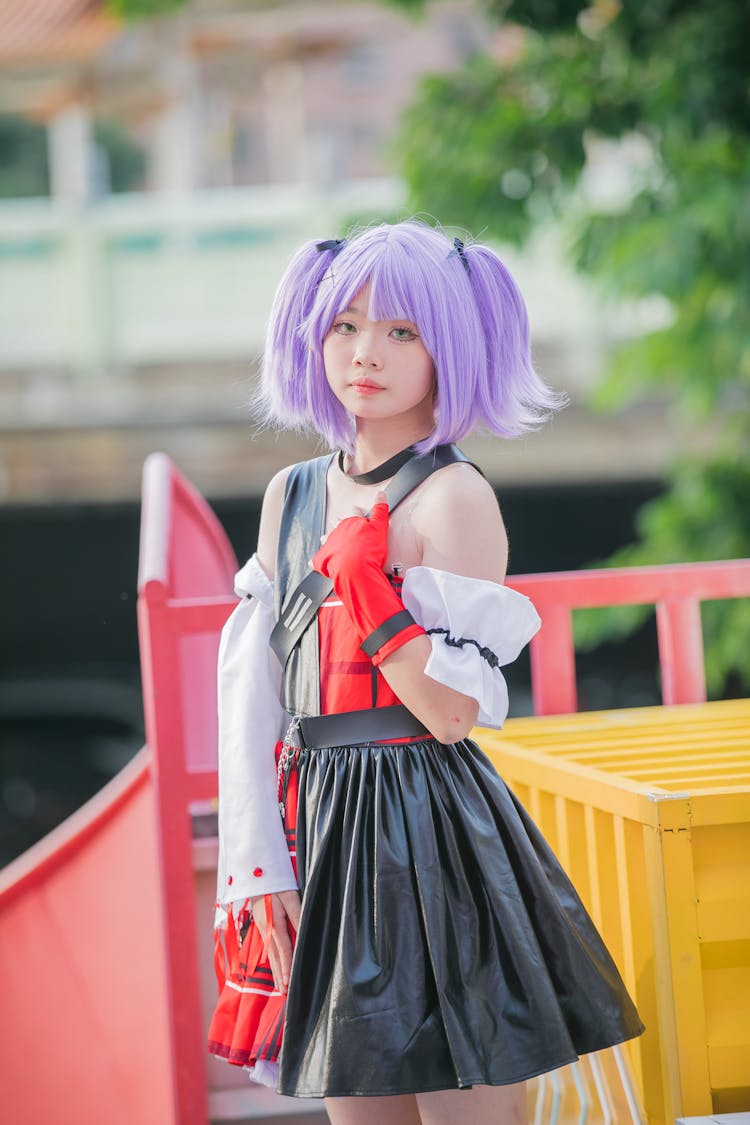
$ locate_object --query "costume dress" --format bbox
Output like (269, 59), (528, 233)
(210, 451), (644, 1099)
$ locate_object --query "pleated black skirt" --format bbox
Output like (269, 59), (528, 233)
(276, 736), (644, 1098)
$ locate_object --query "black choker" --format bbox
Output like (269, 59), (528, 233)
(337, 446), (416, 485)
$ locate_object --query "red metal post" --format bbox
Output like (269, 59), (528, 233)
(655, 598), (706, 706)
(138, 589), (210, 1125)
(529, 604), (578, 715)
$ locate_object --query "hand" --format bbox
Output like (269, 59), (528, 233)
(312, 490), (424, 664)
(250, 889), (302, 993)
(313, 491), (389, 582)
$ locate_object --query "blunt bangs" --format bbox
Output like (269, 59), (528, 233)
(302, 223), (485, 452)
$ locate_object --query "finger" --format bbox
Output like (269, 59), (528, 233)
(274, 927), (294, 990)
(255, 900), (283, 990)
(267, 942), (284, 993)
(279, 889), (302, 931)
(368, 496), (390, 529)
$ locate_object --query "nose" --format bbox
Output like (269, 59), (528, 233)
(353, 331), (382, 369)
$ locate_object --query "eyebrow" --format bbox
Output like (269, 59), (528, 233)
(341, 304), (366, 315)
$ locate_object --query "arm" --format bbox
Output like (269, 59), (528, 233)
(222, 465), (301, 994)
(256, 463), (294, 580)
(377, 466), (509, 743)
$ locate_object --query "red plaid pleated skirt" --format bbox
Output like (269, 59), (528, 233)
(207, 744), (298, 1078)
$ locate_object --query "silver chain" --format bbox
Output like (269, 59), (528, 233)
(277, 714), (301, 817)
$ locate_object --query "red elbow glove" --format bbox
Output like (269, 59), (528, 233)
(311, 500), (425, 666)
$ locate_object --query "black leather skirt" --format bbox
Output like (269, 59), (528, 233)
(276, 736), (644, 1098)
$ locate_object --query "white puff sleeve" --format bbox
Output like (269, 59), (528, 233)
(401, 566), (541, 730)
(215, 554), (297, 920)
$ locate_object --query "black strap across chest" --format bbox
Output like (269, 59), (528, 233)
(269, 444), (478, 671)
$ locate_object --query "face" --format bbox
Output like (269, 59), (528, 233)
(322, 284), (436, 430)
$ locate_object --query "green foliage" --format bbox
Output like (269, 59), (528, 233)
(379, 0), (429, 14)
(95, 121), (147, 193)
(106, 0), (186, 18)
(0, 116), (49, 198)
(575, 444), (750, 695)
(0, 115), (146, 198)
(393, 0), (750, 692)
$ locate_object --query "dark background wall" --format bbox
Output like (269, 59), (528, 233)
(0, 479), (662, 865)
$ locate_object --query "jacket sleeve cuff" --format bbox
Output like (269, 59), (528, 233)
(401, 566), (541, 729)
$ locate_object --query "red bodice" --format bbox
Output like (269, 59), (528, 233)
(318, 589), (401, 715)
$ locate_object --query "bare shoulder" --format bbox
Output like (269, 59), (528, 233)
(417, 461), (502, 524)
(256, 463), (296, 578)
(412, 462), (508, 583)
(263, 463), (295, 509)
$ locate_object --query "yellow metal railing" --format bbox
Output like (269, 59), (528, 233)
(478, 698), (750, 1125)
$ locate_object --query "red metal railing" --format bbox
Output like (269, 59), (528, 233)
(137, 454), (237, 1125)
(508, 561), (750, 715)
(0, 752), (174, 1125)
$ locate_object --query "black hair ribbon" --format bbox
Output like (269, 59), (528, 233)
(316, 239), (346, 255)
(449, 237), (471, 276)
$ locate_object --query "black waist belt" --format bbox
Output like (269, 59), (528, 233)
(296, 705), (431, 750)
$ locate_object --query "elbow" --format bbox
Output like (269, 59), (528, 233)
(429, 701), (479, 745)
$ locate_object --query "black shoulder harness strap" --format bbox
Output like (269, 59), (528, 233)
(269, 444), (480, 670)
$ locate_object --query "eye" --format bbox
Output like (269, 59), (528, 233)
(390, 326), (418, 341)
(332, 320), (357, 335)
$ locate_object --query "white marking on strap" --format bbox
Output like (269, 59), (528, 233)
(284, 593), (312, 632)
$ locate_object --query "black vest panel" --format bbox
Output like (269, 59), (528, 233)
(274, 454), (334, 716)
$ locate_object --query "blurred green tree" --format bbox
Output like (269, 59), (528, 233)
(394, 0), (750, 694)
(0, 116), (49, 197)
(0, 116), (145, 197)
(94, 121), (147, 193)
(106, 0), (185, 16)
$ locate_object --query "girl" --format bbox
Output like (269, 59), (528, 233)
(209, 221), (643, 1125)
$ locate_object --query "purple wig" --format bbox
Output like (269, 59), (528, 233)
(257, 220), (562, 452)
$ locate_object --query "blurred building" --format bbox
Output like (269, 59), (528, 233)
(0, 0), (697, 504)
(0, 0), (497, 499)
(0, 0), (678, 862)
(0, 0), (490, 199)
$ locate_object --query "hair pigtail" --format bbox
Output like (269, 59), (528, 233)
(256, 239), (345, 433)
(465, 244), (566, 437)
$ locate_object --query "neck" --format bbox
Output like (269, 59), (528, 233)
(349, 417), (434, 475)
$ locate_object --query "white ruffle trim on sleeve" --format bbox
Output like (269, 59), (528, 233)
(215, 554), (297, 926)
(401, 566), (541, 730)
(234, 552), (274, 606)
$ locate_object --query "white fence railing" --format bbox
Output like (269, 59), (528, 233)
(0, 179), (404, 377)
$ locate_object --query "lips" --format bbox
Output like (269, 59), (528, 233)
(351, 379), (384, 394)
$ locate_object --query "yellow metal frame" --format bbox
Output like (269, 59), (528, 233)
(477, 699), (750, 1125)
